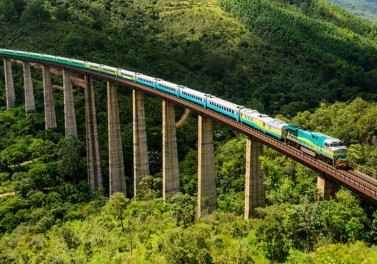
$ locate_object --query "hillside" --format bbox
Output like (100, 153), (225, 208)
(326, 0), (377, 22)
(0, 0), (376, 116)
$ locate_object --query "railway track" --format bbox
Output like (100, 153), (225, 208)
(3, 55), (377, 204)
(346, 170), (377, 188)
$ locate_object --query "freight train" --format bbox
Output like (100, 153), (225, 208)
(0, 48), (348, 168)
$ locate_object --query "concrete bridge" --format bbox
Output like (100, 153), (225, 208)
(1, 52), (377, 220)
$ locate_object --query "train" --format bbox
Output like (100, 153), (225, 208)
(0, 48), (349, 168)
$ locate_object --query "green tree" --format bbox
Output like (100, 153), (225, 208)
(0, 0), (17, 22)
(61, 226), (81, 249)
(20, 0), (50, 24)
(161, 227), (213, 264)
(168, 192), (197, 227)
(0, 142), (30, 166)
(135, 175), (162, 201)
(215, 135), (246, 196)
(27, 162), (55, 190)
(57, 135), (85, 183)
(318, 190), (368, 243)
(103, 192), (129, 232)
(28, 138), (56, 162)
(13, 0), (26, 17)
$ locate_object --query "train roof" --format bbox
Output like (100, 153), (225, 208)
(157, 79), (180, 87)
(285, 124), (333, 139)
(180, 86), (206, 96)
(207, 96), (244, 110)
(119, 69), (136, 75)
(136, 73), (157, 81)
(241, 108), (287, 126)
(101, 65), (118, 71)
(240, 108), (259, 115)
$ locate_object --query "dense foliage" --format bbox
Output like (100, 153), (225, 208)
(0, 0), (377, 262)
(0, 0), (376, 115)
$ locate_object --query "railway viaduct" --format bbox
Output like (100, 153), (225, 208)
(1, 54), (377, 220)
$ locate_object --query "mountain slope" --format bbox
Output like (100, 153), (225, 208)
(0, 0), (376, 116)
(326, 0), (377, 22)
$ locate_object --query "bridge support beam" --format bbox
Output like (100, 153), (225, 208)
(318, 173), (340, 200)
(22, 62), (35, 114)
(85, 75), (102, 190)
(63, 70), (78, 137)
(198, 115), (216, 217)
(4, 59), (16, 109)
(108, 81), (127, 196)
(133, 89), (150, 196)
(244, 138), (265, 219)
(162, 100), (180, 201)
(42, 65), (57, 129)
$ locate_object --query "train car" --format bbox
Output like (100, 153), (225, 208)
(101, 65), (118, 76)
(28, 52), (42, 60)
(41, 54), (57, 62)
(156, 80), (180, 96)
(206, 95), (244, 121)
(283, 124), (348, 168)
(85, 61), (102, 72)
(14, 50), (29, 58)
(179, 86), (207, 107)
(135, 73), (158, 88)
(69, 58), (85, 68)
(0, 49), (16, 56)
(119, 69), (136, 80)
(55, 56), (70, 65)
(240, 109), (287, 139)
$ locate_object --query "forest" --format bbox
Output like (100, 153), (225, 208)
(0, 0), (377, 262)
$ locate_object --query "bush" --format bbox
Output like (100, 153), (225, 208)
(34, 213), (55, 233)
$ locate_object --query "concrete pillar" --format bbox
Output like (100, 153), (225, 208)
(63, 70), (78, 137)
(133, 89), (150, 196)
(318, 173), (340, 200)
(244, 138), (265, 219)
(22, 62), (36, 114)
(85, 75), (102, 190)
(4, 59), (16, 108)
(198, 115), (216, 217)
(162, 100), (180, 200)
(42, 65), (57, 129)
(108, 81), (127, 196)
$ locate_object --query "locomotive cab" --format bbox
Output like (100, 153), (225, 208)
(323, 139), (348, 169)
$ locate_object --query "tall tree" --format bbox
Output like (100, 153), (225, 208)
(0, 0), (17, 22)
